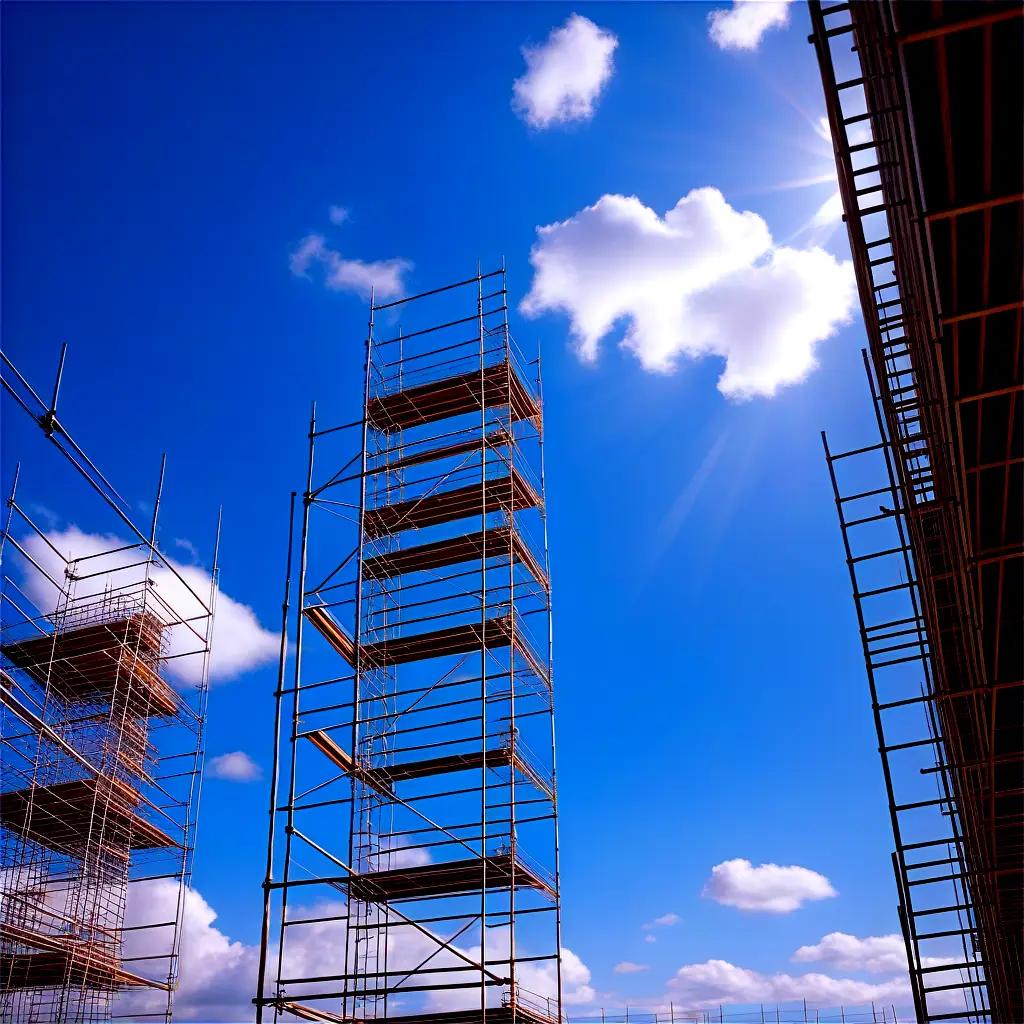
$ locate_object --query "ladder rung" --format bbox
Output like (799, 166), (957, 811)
(908, 870), (966, 887)
(877, 692), (931, 711)
(869, 638), (926, 658)
(909, 901), (972, 917)
(916, 925), (978, 941)
(857, 579), (917, 598)
(851, 543), (912, 563)
(883, 736), (939, 752)
(923, 979), (988, 993)
(871, 652), (928, 669)
(895, 795), (951, 812)
(920, 959), (983, 975)
(900, 835), (959, 852)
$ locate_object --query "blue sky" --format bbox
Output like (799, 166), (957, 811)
(2, 1), (919, 1017)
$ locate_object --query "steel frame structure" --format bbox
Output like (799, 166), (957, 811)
(0, 349), (215, 1022)
(256, 268), (562, 1023)
(811, 2), (1022, 1021)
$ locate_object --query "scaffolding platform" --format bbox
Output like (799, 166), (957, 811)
(304, 732), (552, 798)
(0, 776), (176, 854)
(363, 470), (540, 539)
(366, 361), (540, 432)
(1, 949), (167, 991)
(377, 428), (512, 474)
(363, 526), (546, 585)
(362, 616), (547, 683)
(376, 744), (552, 796)
(304, 730), (395, 797)
(381, 1008), (557, 1024)
(305, 605), (357, 665)
(346, 852), (555, 902)
(1, 614), (177, 716)
(270, 1001), (557, 1024)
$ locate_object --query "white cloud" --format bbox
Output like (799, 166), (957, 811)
(793, 932), (908, 974)
(513, 14), (618, 129)
(614, 960), (650, 975)
(115, 879), (594, 1021)
(328, 204), (350, 225)
(708, 1), (792, 51)
(290, 233), (410, 300)
(521, 188), (855, 399)
(668, 959), (909, 1009)
(208, 750), (262, 782)
(644, 933), (657, 944)
(19, 526), (278, 685)
(702, 858), (837, 913)
(645, 911), (681, 928)
(793, 932), (958, 975)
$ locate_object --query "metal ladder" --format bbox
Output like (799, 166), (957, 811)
(823, 360), (989, 1024)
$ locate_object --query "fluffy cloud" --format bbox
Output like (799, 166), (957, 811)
(208, 750), (262, 782)
(702, 858), (837, 913)
(708, 1), (792, 51)
(793, 932), (908, 974)
(290, 233), (410, 300)
(115, 879), (593, 1021)
(19, 526), (278, 685)
(668, 959), (909, 1009)
(644, 911), (681, 929)
(614, 960), (650, 974)
(521, 188), (855, 398)
(513, 14), (618, 128)
(793, 932), (958, 975)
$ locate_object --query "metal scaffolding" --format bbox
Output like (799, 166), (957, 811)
(256, 268), (562, 1023)
(811, 2), (1022, 1021)
(0, 349), (215, 1022)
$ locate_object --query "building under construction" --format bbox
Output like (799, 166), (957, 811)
(812, 2), (1022, 1022)
(256, 269), (562, 1022)
(0, 351), (215, 1021)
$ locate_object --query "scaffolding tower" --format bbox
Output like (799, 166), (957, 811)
(0, 349), (215, 1022)
(811, 2), (1022, 1021)
(256, 268), (562, 1023)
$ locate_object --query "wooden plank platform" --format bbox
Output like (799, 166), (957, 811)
(0, 925), (169, 991)
(1, 613), (177, 717)
(269, 1001), (557, 1024)
(376, 745), (552, 797)
(372, 428), (511, 474)
(366, 361), (539, 432)
(304, 608), (547, 683)
(361, 616), (548, 683)
(0, 776), (176, 854)
(346, 852), (555, 902)
(363, 526), (546, 585)
(304, 732), (552, 798)
(363, 470), (540, 539)
(383, 1007), (557, 1024)
(304, 730), (395, 798)
(304, 605), (357, 666)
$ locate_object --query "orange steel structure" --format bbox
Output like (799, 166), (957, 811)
(255, 269), (562, 1023)
(812, 3), (1022, 1022)
(0, 348), (215, 1022)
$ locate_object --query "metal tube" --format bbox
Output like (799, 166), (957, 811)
(255, 492), (296, 1023)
